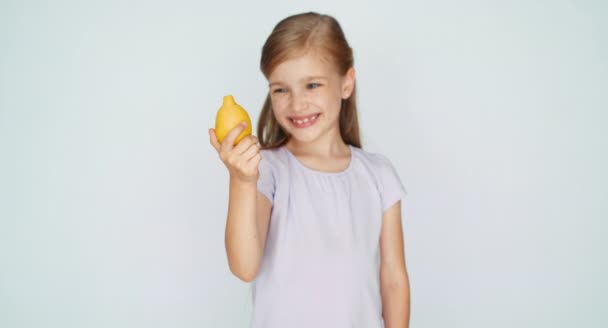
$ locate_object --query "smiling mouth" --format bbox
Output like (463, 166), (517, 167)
(289, 113), (320, 127)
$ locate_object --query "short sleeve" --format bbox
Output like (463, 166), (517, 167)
(257, 151), (275, 204)
(375, 154), (408, 212)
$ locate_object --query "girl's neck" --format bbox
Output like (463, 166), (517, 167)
(286, 132), (349, 158)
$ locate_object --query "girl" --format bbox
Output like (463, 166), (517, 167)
(209, 12), (410, 328)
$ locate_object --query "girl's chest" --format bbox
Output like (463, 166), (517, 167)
(272, 170), (384, 254)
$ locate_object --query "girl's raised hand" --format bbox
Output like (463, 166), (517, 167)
(209, 122), (262, 183)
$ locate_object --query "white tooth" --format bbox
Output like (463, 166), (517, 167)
(303, 118), (309, 123)
(296, 120), (303, 124)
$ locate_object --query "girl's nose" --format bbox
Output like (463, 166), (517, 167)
(291, 92), (308, 112)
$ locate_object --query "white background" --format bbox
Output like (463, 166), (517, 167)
(1, 0), (607, 327)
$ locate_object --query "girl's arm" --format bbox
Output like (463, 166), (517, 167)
(380, 201), (411, 328)
(224, 180), (272, 282)
(209, 124), (272, 282)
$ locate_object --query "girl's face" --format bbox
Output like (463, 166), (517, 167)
(268, 51), (354, 145)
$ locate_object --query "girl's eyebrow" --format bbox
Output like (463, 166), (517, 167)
(302, 76), (328, 82)
(269, 76), (328, 87)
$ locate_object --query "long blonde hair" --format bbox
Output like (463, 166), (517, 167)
(257, 12), (362, 149)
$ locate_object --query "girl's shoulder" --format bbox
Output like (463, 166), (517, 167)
(352, 146), (408, 209)
(351, 146), (397, 171)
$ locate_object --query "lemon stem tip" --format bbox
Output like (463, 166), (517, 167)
(223, 95), (236, 105)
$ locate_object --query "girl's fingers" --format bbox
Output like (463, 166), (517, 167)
(220, 122), (247, 153)
(241, 142), (260, 161)
(209, 129), (221, 152)
(211, 122), (260, 181)
(245, 153), (262, 170)
(233, 135), (258, 155)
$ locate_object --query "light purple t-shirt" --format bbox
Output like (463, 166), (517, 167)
(252, 144), (407, 328)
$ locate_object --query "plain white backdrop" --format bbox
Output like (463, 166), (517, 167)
(1, 0), (607, 327)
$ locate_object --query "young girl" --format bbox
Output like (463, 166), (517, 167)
(209, 12), (410, 328)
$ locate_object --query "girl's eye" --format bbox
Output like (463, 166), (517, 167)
(272, 88), (286, 94)
(307, 83), (322, 89)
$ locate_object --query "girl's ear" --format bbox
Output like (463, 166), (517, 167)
(342, 67), (356, 99)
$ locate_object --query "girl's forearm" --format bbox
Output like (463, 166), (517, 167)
(381, 275), (411, 328)
(224, 177), (262, 282)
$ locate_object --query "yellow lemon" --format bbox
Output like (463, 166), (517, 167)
(214, 95), (252, 145)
